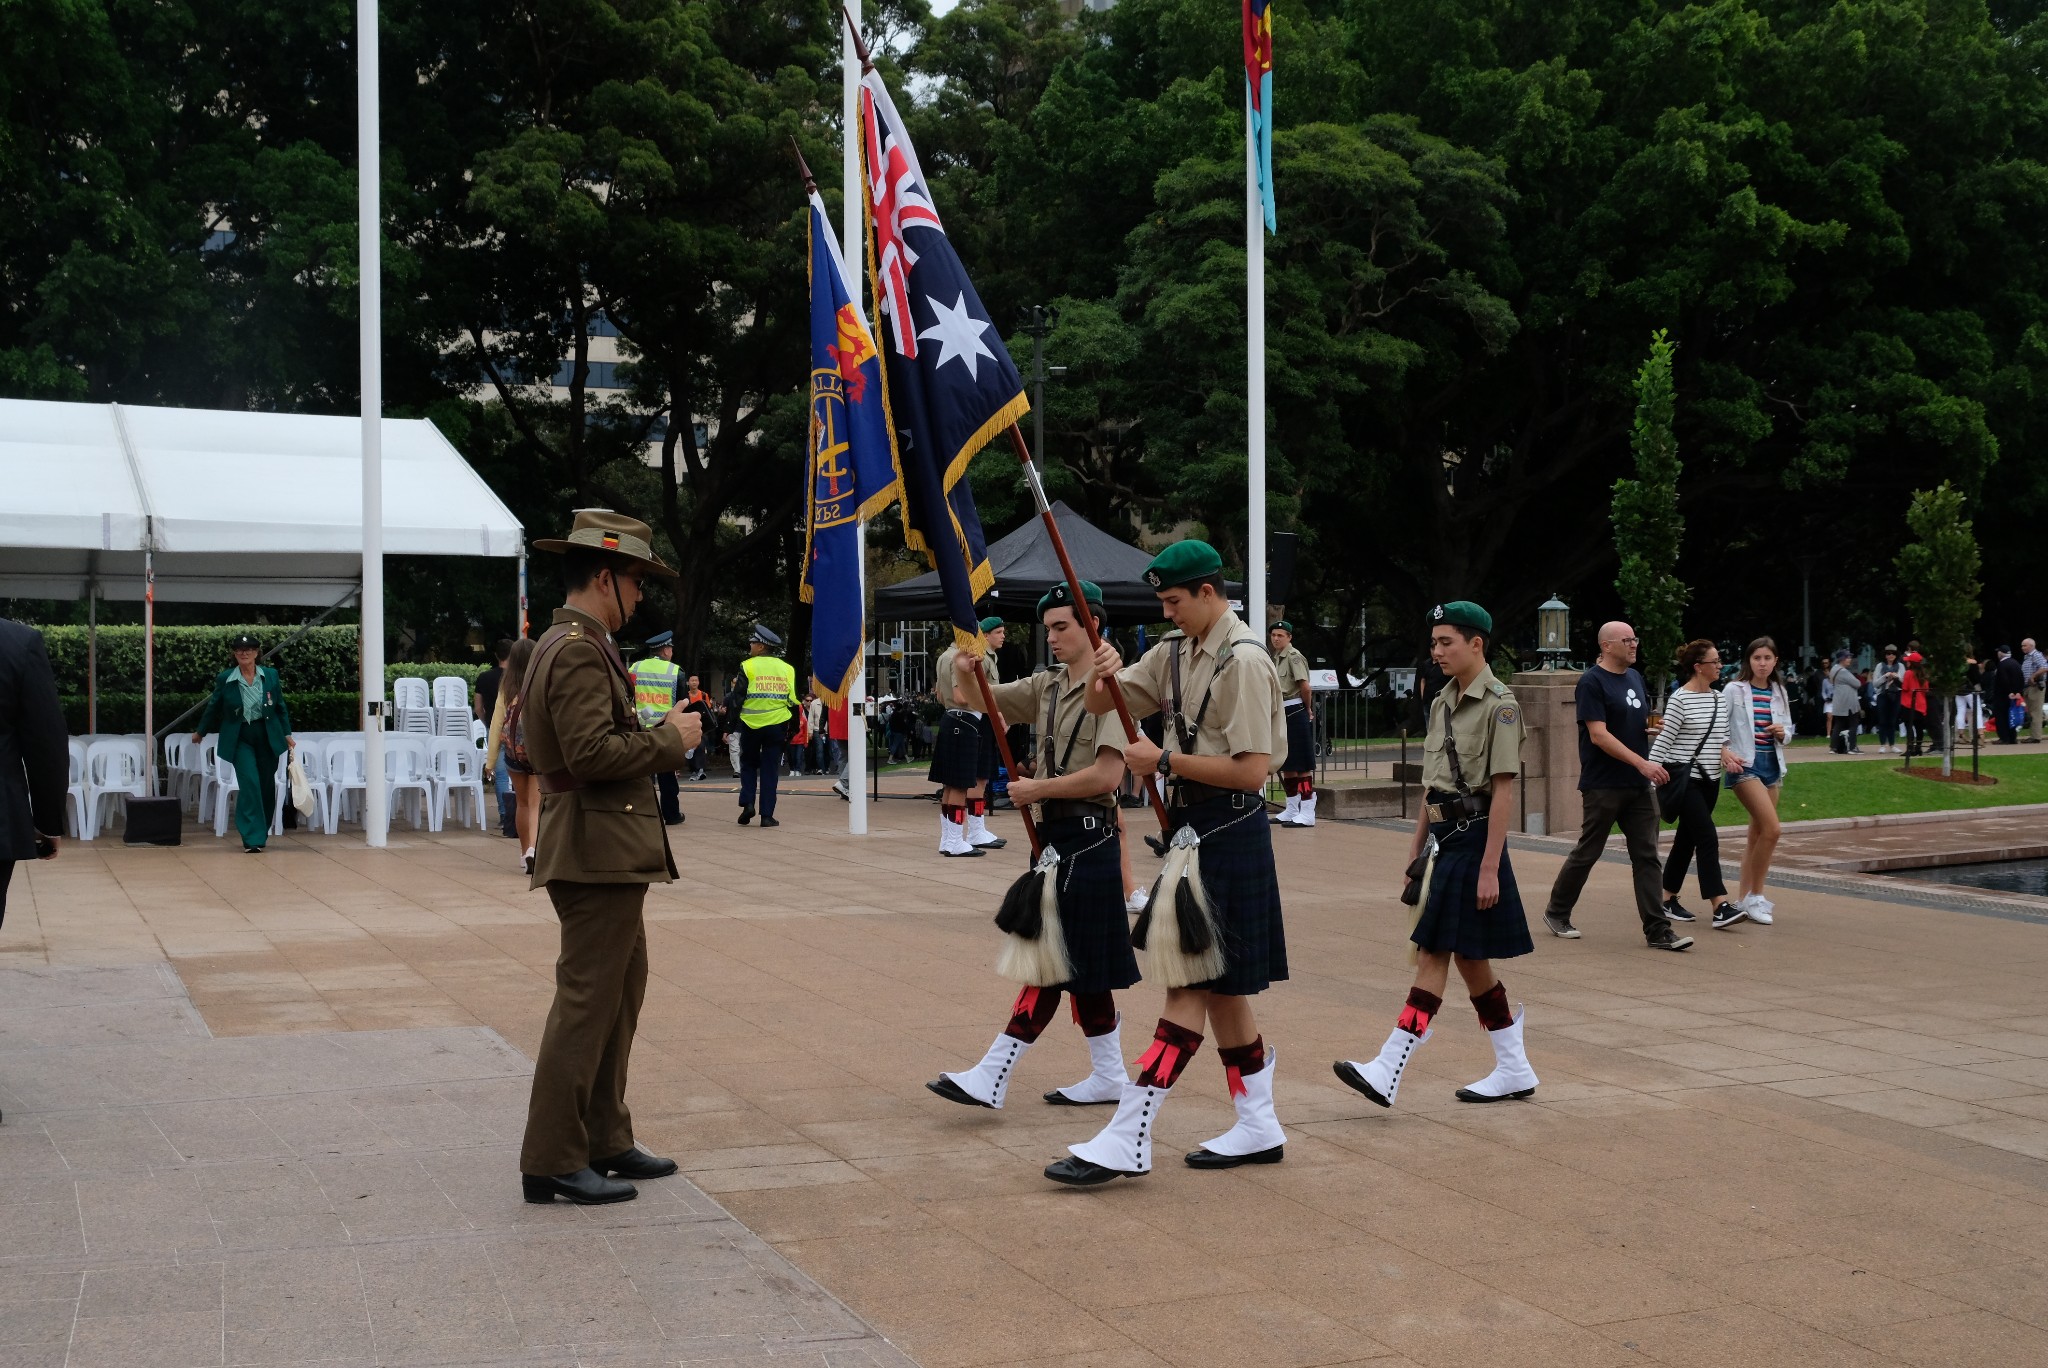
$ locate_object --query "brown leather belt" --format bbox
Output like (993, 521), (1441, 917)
(539, 769), (585, 794)
(1168, 783), (1262, 811)
(1425, 790), (1491, 824)
(1037, 799), (1114, 824)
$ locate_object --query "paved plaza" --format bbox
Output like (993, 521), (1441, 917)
(6, 786), (2048, 1368)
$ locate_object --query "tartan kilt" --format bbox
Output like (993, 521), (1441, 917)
(1411, 817), (1534, 961)
(927, 712), (982, 790)
(1281, 705), (1314, 773)
(1040, 815), (1141, 994)
(976, 713), (1000, 780)
(1175, 795), (1288, 995)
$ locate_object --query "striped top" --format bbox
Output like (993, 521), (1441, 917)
(1648, 686), (1727, 779)
(1751, 689), (1774, 749)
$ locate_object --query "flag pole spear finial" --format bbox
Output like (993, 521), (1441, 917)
(789, 137), (818, 195)
(839, 5), (875, 73)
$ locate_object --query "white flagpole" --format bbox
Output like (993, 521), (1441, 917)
(358, 0), (387, 847)
(1246, 81), (1267, 633)
(844, 0), (868, 836)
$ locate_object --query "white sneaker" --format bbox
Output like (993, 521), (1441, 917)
(1744, 894), (1775, 926)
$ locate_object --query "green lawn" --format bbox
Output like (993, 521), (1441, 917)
(1713, 751), (2048, 825)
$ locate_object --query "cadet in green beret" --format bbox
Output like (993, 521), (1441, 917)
(1336, 600), (1539, 1111)
(929, 616), (1009, 856)
(929, 580), (1144, 1113)
(1268, 620), (1316, 826)
(1046, 538), (1292, 1186)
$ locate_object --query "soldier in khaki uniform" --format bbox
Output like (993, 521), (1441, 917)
(927, 581), (1142, 1113)
(930, 626), (1006, 856)
(1049, 540), (1291, 1186)
(518, 510), (702, 1205)
(1336, 601), (1538, 1111)
(1268, 621), (1316, 826)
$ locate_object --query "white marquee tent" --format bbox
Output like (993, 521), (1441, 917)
(0, 398), (524, 604)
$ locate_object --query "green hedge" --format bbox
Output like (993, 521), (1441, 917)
(385, 662), (486, 689)
(41, 625), (363, 694)
(62, 691), (366, 736)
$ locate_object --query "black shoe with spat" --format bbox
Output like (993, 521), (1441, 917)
(521, 1168), (637, 1205)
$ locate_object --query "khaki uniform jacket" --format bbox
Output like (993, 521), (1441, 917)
(1422, 664), (1523, 793)
(521, 607), (690, 888)
(987, 664), (1127, 813)
(1272, 644), (1310, 703)
(1114, 610), (1285, 772)
(934, 644), (999, 711)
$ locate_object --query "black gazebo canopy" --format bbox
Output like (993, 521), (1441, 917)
(873, 500), (1164, 621)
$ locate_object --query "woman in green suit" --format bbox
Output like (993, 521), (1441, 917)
(191, 634), (295, 852)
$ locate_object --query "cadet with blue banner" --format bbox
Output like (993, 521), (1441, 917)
(630, 632), (684, 826)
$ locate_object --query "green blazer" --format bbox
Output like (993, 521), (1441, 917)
(194, 665), (294, 755)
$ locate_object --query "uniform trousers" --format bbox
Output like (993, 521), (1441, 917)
(231, 733), (280, 849)
(655, 768), (681, 823)
(1542, 786), (1674, 942)
(0, 861), (13, 928)
(520, 881), (649, 1175)
(739, 721), (785, 817)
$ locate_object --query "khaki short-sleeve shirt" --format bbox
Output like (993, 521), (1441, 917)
(1114, 609), (1284, 770)
(1422, 664), (1524, 793)
(988, 665), (1126, 811)
(934, 644), (999, 712)
(1272, 644), (1310, 699)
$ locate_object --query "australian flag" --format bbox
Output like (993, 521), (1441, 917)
(800, 189), (899, 707)
(859, 68), (1027, 647)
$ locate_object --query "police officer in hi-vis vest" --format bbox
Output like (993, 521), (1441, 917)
(518, 510), (702, 1205)
(630, 631), (684, 825)
(737, 624), (796, 828)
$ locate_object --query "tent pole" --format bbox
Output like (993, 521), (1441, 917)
(518, 544), (529, 638)
(143, 537), (155, 793)
(87, 574), (97, 736)
(358, 0), (387, 848)
(844, 0), (868, 837)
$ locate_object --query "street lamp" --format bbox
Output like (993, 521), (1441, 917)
(1538, 594), (1570, 669)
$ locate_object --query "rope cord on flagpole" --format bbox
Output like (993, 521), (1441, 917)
(1004, 424), (1171, 835)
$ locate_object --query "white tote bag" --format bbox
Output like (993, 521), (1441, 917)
(288, 754), (315, 816)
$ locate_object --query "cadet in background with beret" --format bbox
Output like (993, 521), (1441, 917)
(928, 581), (1142, 1113)
(1268, 621), (1316, 827)
(1335, 602), (1539, 1110)
(517, 509), (702, 1205)
(929, 616), (1010, 857)
(1048, 538), (1290, 1186)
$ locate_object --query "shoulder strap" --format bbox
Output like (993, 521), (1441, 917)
(1440, 689), (1472, 796)
(1186, 630), (1254, 743)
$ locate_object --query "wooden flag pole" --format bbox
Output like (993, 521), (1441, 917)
(1004, 424), (1171, 834)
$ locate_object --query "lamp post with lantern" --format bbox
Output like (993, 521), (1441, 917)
(1538, 594), (1570, 669)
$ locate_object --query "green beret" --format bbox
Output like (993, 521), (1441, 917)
(978, 615), (1005, 633)
(1429, 600), (1492, 635)
(1038, 580), (1104, 617)
(1271, 620), (1293, 636)
(1142, 539), (1224, 590)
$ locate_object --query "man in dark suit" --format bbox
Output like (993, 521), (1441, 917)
(1, 616), (68, 928)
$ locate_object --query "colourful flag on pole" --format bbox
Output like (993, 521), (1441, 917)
(858, 68), (1026, 648)
(800, 189), (900, 707)
(1244, 0), (1276, 233)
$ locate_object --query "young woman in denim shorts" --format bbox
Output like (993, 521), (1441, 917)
(1719, 637), (1790, 927)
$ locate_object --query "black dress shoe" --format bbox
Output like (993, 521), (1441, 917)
(1042, 1089), (1117, 1106)
(760, 816), (780, 828)
(1332, 1060), (1392, 1108)
(1185, 1144), (1283, 1169)
(925, 1076), (993, 1108)
(971, 836), (1007, 850)
(521, 1168), (637, 1205)
(594, 1147), (680, 1180)
(738, 806), (754, 825)
(1043, 1155), (1140, 1186)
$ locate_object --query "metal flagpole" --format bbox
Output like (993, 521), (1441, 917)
(844, 0), (869, 836)
(518, 544), (529, 638)
(358, 0), (388, 847)
(1246, 81), (1266, 634)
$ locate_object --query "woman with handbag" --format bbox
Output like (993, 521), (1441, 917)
(190, 633), (295, 854)
(1649, 641), (1740, 930)
(1720, 637), (1792, 927)
(486, 638), (540, 874)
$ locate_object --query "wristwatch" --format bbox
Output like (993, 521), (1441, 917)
(1155, 751), (1174, 778)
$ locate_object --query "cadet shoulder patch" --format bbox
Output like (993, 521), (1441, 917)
(1496, 704), (1519, 727)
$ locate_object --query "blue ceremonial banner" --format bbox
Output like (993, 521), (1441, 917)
(800, 189), (900, 708)
(859, 69), (1026, 648)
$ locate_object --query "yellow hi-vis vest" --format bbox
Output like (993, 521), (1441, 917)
(630, 656), (681, 727)
(740, 654), (797, 728)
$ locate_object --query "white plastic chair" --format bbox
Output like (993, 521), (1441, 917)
(84, 737), (148, 838)
(66, 746), (90, 839)
(430, 737), (485, 830)
(210, 748), (242, 838)
(393, 677), (430, 710)
(469, 718), (488, 747)
(194, 736), (223, 821)
(274, 739), (329, 835)
(386, 735), (434, 830)
(433, 706), (471, 737)
(325, 738), (368, 833)
(431, 676), (469, 710)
